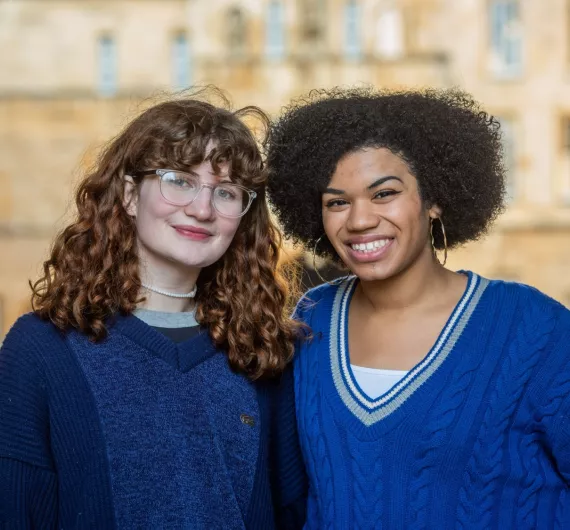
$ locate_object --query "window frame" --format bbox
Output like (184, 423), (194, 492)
(488, 0), (523, 79)
(266, 0), (285, 59)
(171, 31), (191, 90)
(98, 34), (117, 97)
(344, 0), (362, 59)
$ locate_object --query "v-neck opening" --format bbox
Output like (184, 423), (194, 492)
(111, 314), (219, 373)
(330, 271), (489, 426)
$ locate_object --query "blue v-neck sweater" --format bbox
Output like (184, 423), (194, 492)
(0, 313), (307, 529)
(294, 272), (570, 529)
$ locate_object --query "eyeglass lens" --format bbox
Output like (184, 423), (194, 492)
(159, 170), (251, 217)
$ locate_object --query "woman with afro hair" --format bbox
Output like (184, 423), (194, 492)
(266, 87), (570, 529)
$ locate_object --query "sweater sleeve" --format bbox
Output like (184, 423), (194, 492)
(0, 458), (58, 529)
(544, 382), (570, 486)
(269, 286), (330, 528)
(539, 306), (570, 475)
(0, 315), (58, 529)
(270, 365), (308, 530)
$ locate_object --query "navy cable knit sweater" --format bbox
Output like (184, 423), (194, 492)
(0, 313), (307, 529)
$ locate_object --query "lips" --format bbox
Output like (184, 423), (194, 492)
(172, 225), (212, 240)
(345, 234), (393, 246)
(350, 239), (390, 252)
(344, 236), (394, 263)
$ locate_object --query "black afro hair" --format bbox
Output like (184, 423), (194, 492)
(266, 86), (507, 260)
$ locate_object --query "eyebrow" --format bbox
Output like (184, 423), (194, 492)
(368, 176), (402, 189)
(324, 175), (402, 195)
(179, 169), (233, 183)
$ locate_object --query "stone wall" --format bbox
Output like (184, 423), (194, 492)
(1, 0), (569, 335)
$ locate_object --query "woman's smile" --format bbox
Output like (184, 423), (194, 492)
(344, 236), (394, 263)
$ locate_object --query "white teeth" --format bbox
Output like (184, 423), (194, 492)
(350, 240), (390, 253)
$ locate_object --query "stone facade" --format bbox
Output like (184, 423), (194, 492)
(0, 0), (569, 335)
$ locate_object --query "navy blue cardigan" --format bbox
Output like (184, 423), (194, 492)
(0, 313), (307, 529)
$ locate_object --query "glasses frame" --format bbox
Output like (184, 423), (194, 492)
(134, 168), (257, 219)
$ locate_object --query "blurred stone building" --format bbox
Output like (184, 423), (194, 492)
(0, 0), (569, 334)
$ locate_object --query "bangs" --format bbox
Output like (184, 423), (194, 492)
(128, 106), (265, 189)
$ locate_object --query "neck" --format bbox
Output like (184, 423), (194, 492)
(139, 290), (196, 313)
(356, 252), (458, 313)
(138, 260), (200, 313)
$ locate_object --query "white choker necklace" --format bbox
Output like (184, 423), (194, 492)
(141, 283), (197, 299)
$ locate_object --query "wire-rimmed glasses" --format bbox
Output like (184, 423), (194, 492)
(135, 169), (257, 218)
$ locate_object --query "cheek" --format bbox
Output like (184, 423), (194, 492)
(322, 208), (342, 237)
(137, 183), (169, 218)
(398, 206), (431, 250)
(217, 217), (241, 240)
(388, 197), (424, 230)
(135, 194), (178, 237)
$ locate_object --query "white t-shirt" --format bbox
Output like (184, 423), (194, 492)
(350, 365), (409, 399)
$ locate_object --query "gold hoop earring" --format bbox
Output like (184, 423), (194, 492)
(430, 217), (448, 267)
(312, 234), (352, 286)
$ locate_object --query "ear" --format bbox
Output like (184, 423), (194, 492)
(123, 175), (138, 217)
(428, 203), (443, 220)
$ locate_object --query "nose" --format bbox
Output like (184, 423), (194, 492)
(346, 199), (380, 232)
(184, 185), (215, 221)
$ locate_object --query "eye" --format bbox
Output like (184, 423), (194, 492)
(324, 198), (349, 210)
(162, 171), (198, 190)
(172, 179), (190, 188)
(215, 185), (239, 201)
(373, 190), (400, 200)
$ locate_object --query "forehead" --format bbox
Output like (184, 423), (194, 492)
(182, 140), (230, 179)
(330, 147), (412, 184)
(180, 161), (231, 186)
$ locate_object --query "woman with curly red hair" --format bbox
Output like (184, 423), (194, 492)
(0, 91), (307, 529)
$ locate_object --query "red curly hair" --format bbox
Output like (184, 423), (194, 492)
(31, 90), (301, 380)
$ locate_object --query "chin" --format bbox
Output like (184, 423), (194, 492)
(354, 271), (389, 283)
(167, 252), (216, 270)
(349, 262), (394, 282)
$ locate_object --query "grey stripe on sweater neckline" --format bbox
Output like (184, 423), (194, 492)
(133, 308), (198, 329)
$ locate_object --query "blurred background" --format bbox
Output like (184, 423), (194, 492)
(1, 0), (569, 337)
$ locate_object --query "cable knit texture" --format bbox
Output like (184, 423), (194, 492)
(0, 313), (306, 530)
(294, 273), (570, 529)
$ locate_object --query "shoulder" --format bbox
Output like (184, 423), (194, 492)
(2, 312), (68, 355)
(293, 277), (355, 325)
(479, 275), (570, 359)
(0, 314), (64, 468)
(2, 312), (63, 350)
(0, 312), (73, 386)
(482, 275), (567, 317)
